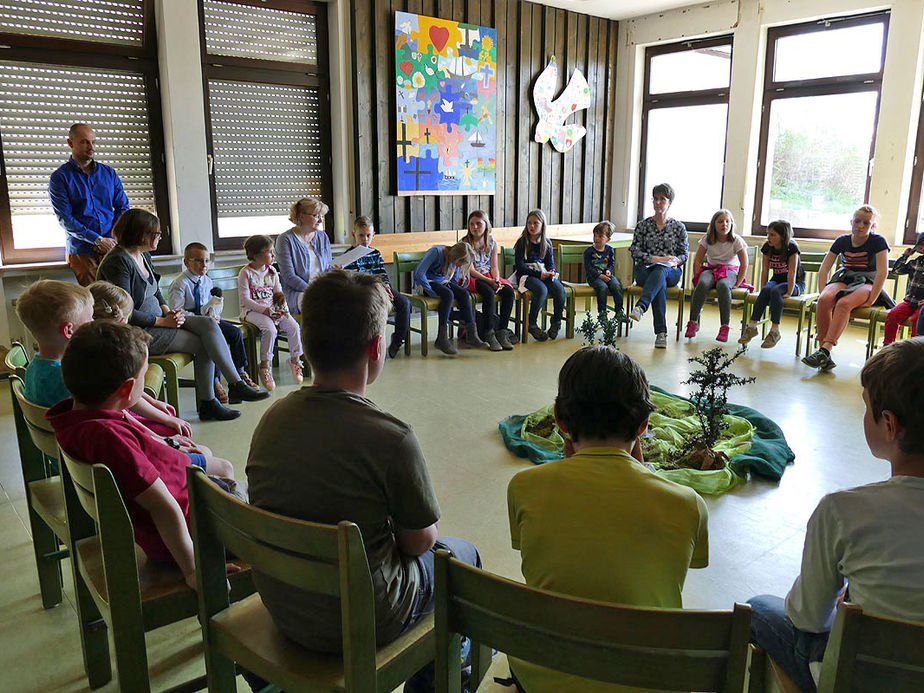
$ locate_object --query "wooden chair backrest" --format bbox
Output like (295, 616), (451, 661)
(207, 265), (246, 292)
(797, 251), (827, 294)
(186, 467), (379, 687)
(10, 377), (58, 460)
(819, 602), (924, 692)
(5, 340), (29, 376)
(393, 250), (428, 292)
(59, 449), (142, 615)
(435, 552), (751, 692)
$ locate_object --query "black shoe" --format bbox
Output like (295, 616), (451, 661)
(547, 318), (562, 340)
(228, 380), (271, 404)
(388, 340), (402, 358)
(199, 398), (241, 421)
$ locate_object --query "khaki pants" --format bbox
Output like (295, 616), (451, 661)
(66, 252), (102, 286)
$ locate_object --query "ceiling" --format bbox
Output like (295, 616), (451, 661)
(533, 0), (704, 21)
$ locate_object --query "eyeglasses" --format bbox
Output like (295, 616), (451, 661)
(652, 196), (669, 203)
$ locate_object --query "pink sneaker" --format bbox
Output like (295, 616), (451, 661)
(717, 324), (730, 342)
(684, 320), (699, 338)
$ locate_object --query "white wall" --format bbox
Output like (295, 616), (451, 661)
(610, 0), (924, 244)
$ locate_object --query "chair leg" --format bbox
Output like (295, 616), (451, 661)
(162, 362), (180, 413)
(203, 647), (238, 692)
(521, 296), (531, 343)
(27, 504), (63, 609)
(72, 567), (112, 688)
(243, 332), (259, 383)
(420, 306), (429, 357)
(110, 607), (152, 692)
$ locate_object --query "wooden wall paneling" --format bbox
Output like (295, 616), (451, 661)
(515, 2), (532, 223)
(405, 0), (425, 232)
(590, 16), (607, 218)
(581, 14), (599, 222)
(527, 2), (543, 216)
(477, 0), (492, 220)
(373, 0), (396, 233)
(538, 5), (555, 219)
(550, 8), (567, 222)
(569, 12), (587, 223)
(502, 0), (517, 226)
(491, 0), (506, 226)
(602, 21), (617, 217)
(450, 0), (466, 229)
(560, 9), (576, 223)
(465, 0), (480, 221)
(351, 0), (376, 219)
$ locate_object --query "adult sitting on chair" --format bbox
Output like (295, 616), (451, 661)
(627, 183), (688, 349)
(276, 197), (332, 315)
(97, 209), (268, 421)
(748, 339), (924, 692)
(506, 345), (709, 693)
(246, 270), (480, 691)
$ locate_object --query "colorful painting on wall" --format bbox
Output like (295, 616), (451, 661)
(395, 11), (496, 196)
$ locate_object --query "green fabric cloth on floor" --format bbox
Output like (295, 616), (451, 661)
(498, 387), (794, 495)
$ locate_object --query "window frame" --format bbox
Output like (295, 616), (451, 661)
(904, 93), (924, 245)
(752, 11), (889, 240)
(638, 35), (733, 232)
(0, 0), (171, 264)
(197, 0), (333, 252)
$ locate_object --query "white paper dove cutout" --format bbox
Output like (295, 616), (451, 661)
(532, 56), (591, 153)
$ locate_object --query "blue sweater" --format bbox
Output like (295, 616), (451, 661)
(514, 237), (556, 279)
(275, 229), (332, 314)
(412, 246), (461, 298)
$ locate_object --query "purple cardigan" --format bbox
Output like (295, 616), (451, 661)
(275, 229), (332, 314)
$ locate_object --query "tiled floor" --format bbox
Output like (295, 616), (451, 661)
(0, 308), (889, 691)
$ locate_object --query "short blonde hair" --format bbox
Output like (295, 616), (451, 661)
(15, 280), (92, 340)
(289, 197), (329, 224)
(88, 281), (134, 323)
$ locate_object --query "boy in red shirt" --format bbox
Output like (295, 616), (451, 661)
(48, 321), (233, 588)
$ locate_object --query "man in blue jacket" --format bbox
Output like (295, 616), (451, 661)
(49, 123), (129, 285)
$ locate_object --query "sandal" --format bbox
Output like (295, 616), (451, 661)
(260, 366), (276, 391)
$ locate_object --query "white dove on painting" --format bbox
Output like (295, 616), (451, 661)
(533, 56), (591, 153)
(440, 99), (454, 113)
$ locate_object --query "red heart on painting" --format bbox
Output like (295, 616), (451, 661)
(430, 26), (450, 52)
(399, 61), (413, 76)
(571, 104), (576, 111)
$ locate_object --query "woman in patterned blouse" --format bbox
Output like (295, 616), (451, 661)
(627, 183), (689, 349)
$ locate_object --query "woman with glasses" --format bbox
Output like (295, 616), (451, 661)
(276, 197), (332, 315)
(97, 209), (268, 421)
(627, 183), (689, 349)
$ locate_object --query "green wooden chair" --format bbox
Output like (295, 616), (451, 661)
(58, 448), (254, 690)
(741, 250), (827, 356)
(623, 256), (688, 342)
(558, 242), (620, 336)
(7, 365), (69, 609)
(434, 551), (752, 693)
(817, 602), (924, 692)
(394, 250), (463, 356)
(154, 271), (196, 412)
(499, 246), (570, 343)
(186, 466), (435, 692)
(684, 244), (758, 330)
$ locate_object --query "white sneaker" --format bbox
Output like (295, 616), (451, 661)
(654, 332), (668, 349)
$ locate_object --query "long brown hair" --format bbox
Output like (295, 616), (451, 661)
(442, 242), (473, 282)
(705, 209), (736, 245)
(462, 209), (494, 253)
(519, 209), (549, 257)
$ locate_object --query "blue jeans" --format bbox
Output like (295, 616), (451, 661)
(589, 276), (624, 314)
(523, 275), (566, 324)
(752, 281), (804, 324)
(391, 291), (411, 347)
(431, 282), (475, 325)
(633, 264), (682, 334)
(748, 595), (829, 692)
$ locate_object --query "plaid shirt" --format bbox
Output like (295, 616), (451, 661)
(342, 246), (391, 285)
(893, 252), (924, 306)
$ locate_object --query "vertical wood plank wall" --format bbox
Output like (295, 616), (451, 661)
(350, 0), (619, 234)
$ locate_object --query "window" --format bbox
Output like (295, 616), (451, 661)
(0, 0), (169, 265)
(639, 37), (732, 229)
(200, 0), (332, 250)
(905, 94), (924, 245)
(754, 12), (888, 239)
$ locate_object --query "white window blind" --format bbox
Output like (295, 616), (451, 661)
(0, 0), (145, 46)
(203, 0), (318, 65)
(208, 79), (324, 239)
(0, 61), (156, 250)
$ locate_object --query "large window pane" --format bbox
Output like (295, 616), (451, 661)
(0, 61), (156, 250)
(773, 23), (884, 82)
(644, 104), (728, 223)
(203, 0), (318, 65)
(0, 0), (144, 46)
(760, 92), (877, 229)
(209, 79), (324, 239)
(649, 45), (731, 94)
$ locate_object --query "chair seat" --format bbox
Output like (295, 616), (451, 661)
(404, 292), (442, 312)
(30, 477), (67, 537)
(212, 593), (434, 692)
(143, 362), (165, 400)
(561, 281), (597, 298)
(149, 352), (194, 369)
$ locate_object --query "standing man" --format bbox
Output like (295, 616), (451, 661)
(49, 123), (129, 285)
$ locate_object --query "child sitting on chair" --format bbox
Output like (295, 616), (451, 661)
(238, 234), (304, 391)
(17, 280), (191, 440)
(583, 220), (626, 323)
(335, 215), (411, 358)
(47, 321), (237, 588)
(167, 242), (258, 402)
(883, 231), (924, 345)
